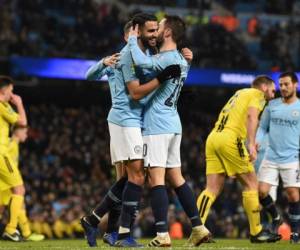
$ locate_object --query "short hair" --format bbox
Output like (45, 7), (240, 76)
(131, 12), (157, 28)
(164, 15), (186, 47)
(279, 71), (298, 83)
(0, 75), (14, 89)
(252, 75), (274, 87)
(123, 21), (132, 34)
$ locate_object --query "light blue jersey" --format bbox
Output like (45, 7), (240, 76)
(86, 45), (156, 127)
(256, 98), (300, 164)
(128, 36), (189, 135)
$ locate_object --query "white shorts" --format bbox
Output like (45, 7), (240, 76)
(108, 123), (143, 164)
(258, 160), (300, 188)
(143, 134), (181, 168)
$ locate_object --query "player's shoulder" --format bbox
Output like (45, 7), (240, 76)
(268, 98), (282, 107)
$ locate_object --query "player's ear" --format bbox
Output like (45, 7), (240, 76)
(164, 28), (171, 38)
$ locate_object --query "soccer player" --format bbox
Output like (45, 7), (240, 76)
(0, 76), (26, 241)
(0, 125), (45, 241)
(256, 72), (300, 243)
(81, 14), (180, 247)
(196, 76), (282, 243)
(127, 16), (211, 247)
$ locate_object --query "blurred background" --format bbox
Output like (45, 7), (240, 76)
(0, 0), (299, 239)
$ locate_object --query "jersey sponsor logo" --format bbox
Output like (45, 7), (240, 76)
(134, 145), (142, 154)
(271, 117), (298, 127)
(292, 110), (300, 117)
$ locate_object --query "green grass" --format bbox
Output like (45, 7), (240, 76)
(0, 239), (298, 250)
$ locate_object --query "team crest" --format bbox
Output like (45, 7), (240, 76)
(292, 110), (300, 117)
(134, 145), (142, 154)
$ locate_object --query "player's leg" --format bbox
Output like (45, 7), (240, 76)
(142, 134), (171, 247)
(196, 133), (224, 224)
(81, 123), (129, 247)
(280, 164), (300, 243)
(258, 161), (281, 232)
(167, 167), (211, 246)
(3, 184), (25, 241)
(237, 172), (281, 243)
(115, 126), (144, 247)
(104, 162), (127, 245)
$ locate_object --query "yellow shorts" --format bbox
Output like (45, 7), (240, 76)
(0, 154), (23, 191)
(205, 131), (254, 176)
(0, 189), (11, 206)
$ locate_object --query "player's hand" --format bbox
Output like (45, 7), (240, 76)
(129, 24), (139, 37)
(248, 143), (257, 162)
(255, 142), (260, 152)
(156, 65), (181, 84)
(181, 47), (193, 64)
(103, 53), (120, 67)
(10, 94), (23, 106)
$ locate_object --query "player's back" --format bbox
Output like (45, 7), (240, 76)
(213, 88), (265, 139)
(142, 50), (189, 135)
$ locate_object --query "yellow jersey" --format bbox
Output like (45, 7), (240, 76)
(8, 139), (19, 167)
(213, 88), (266, 139)
(0, 102), (19, 154)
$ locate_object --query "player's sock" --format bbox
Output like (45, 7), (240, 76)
(18, 208), (31, 238)
(259, 194), (279, 220)
(242, 190), (262, 236)
(86, 177), (127, 227)
(150, 185), (169, 234)
(288, 201), (300, 234)
(175, 182), (202, 227)
(5, 194), (24, 234)
(106, 205), (121, 233)
(118, 181), (142, 240)
(196, 189), (216, 224)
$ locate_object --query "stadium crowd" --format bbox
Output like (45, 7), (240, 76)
(1, 0), (300, 71)
(0, 87), (291, 239)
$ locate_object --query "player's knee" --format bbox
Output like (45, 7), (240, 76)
(128, 172), (145, 186)
(285, 188), (299, 202)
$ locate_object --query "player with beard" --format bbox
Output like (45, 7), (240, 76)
(81, 14), (181, 247)
(256, 72), (300, 243)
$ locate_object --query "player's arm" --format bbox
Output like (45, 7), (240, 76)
(256, 105), (270, 146)
(85, 53), (120, 80)
(247, 96), (266, 161)
(0, 98), (25, 126)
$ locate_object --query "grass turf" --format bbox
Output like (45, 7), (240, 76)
(0, 239), (298, 250)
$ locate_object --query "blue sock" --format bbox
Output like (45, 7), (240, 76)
(175, 182), (202, 227)
(288, 201), (300, 233)
(150, 185), (169, 233)
(86, 177), (127, 227)
(118, 181), (143, 240)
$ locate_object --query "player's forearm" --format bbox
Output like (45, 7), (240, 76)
(130, 79), (160, 100)
(247, 115), (259, 145)
(128, 36), (154, 69)
(85, 60), (106, 80)
(15, 101), (27, 126)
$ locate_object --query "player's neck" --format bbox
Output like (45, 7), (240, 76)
(282, 95), (297, 104)
(159, 40), (177, 52)
(0, 94), (5, 102)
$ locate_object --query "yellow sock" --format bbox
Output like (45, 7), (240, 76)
(18, 208), (31, 238)
(196, 189), (216, 224)
(5, 194), (24, 234)
(242, 190), (262, 236)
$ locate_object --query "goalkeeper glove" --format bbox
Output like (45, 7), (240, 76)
(156, 64), (181, 83)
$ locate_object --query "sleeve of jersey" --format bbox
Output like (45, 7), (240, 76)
(128, 36), (164, 71)
(256, 105), (270, 144)
(85, 60), (109, 80)
(248, 94), (266, 112)
(0, 103), (19, 124)
(120, 50), (139, 83)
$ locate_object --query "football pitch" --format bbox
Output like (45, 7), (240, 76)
(0, 239), (298, 250)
